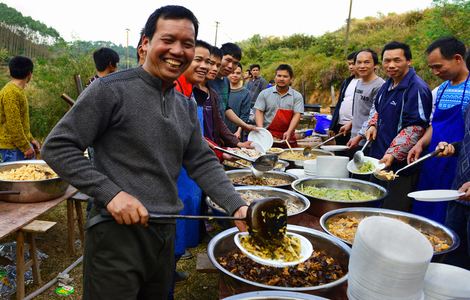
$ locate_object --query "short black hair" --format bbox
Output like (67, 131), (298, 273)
(347, 51), (356, 60)
(136, 28), (145, 63)
(93, 47), (120, 72)
(144, 5), (199, 41)
(211, 46), (223, 59)
(237, 62), (243, 71)
(275, 64), (294, 78)
(426, 36), (466, 60)
(195, 40), (212, 53)
(9, 56), (33, 79)
(381, 41), (412, 61)
(250, 64), (261, 70)
(221, 43), (242, 60)
(355, 48), (379, 65)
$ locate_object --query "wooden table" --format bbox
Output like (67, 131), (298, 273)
(0, 186), (78, 299)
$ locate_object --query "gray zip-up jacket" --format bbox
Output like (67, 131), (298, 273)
(42, 67), (245, 217)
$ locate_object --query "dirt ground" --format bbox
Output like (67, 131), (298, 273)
(1, 202), (219, 300)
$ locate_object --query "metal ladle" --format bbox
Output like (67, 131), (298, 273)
(213, 146), (278, 172)
(101, 197), (288, 243)
(374, 141), (459, 181)
(353, 139), (371, 168)
(303, 132), (344, 157)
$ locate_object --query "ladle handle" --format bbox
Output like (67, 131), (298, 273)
(396, 141), (460, 175)
(360, 139), (371, 152)
(101, 211), (244, 221)
(314, 132), (343, 148)
(212, 146), (255, 163)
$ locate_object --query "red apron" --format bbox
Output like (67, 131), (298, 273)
(267, 109), (297, 147)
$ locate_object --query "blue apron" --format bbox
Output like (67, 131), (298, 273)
(175, 105), (204, 256)
(413, 75), (469, 223)
(369, 83), (406, 170)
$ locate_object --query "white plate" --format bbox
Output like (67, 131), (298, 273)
(408, 190), (465, 202)
(234, 232), (313, 268)
(248, 128), (273, 152)
(347, 156), (385, 175)
(320, 145), (350, 152)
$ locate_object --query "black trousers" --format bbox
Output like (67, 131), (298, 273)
(372, 172), (419, 212)
(83, 221), (175, 300)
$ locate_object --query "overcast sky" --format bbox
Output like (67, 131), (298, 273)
(1, 0), (433, 47)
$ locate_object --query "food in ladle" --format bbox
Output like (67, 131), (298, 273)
(375, 169), (398, 180)
(300, 185), (376, 201)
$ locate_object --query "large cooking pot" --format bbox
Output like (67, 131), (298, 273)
(278, 148), (333, 167)
(291, 178), (387, 217)
(320, 207), (459, 257)
(206, 186), (310, 217)
(226, 170), (298, 189)
(208, 225), (350, 295)
(224, 160), (290, 172)
(0, 160), (69, 203)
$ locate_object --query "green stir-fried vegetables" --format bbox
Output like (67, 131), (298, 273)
(358, 161), (375, 173)
(300, 185), (376, 201)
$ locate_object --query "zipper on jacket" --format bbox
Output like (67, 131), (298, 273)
(161, 91), (168, 118)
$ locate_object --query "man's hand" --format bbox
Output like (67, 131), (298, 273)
(282, 130), (292, 141)
(407, 143), (423, 164)
(365, 126), (377, 141)
(106, 191), (149, 226)
(380, 154), (394, 168)
(237, 141), (253, 149)
(339, 121), (352, 136)
(233, 205), (248, 232)
(243, 124), (258, 132)
(234, 128), (242, 139)
(436, 141), (455, 157)
(31, 139), (41, 151)
(347, 135), (363, 149)
(458, 182), (470, 201)
(24, 147), (35, 159)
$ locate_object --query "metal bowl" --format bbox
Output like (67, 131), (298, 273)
(208, 225), (350, 293)
(319, 207), (459, 256)
(291, 178), (388, 217)
(206, 186), (310, 217)
(226, 169), (298, 189)
(223, 290), (328, 300)
(0, 160), (69, 203)
(278, 148), (333, 167)
(224, 160), (290, 172)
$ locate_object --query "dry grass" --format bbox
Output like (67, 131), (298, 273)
(1, 203), (219, 299)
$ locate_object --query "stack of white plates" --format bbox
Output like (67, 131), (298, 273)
(286, 168), (309, 179)
(348, 216), (433, 300)
(303, 159), (317, 176)
(424, 263), (470, 299)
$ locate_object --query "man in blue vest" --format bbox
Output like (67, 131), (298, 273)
(366, 41), (433, 212)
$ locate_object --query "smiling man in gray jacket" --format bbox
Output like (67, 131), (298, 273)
(42, 5), (247, 300)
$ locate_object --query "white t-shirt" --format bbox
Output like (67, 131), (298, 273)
(339, 78), (359, 124)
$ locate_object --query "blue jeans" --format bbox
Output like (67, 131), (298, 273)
(0, 149), (25, 162)
(444, 201), (470, 269)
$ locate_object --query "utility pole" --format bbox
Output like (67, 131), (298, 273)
(125, 28), (130, 69)
(344, 0), (353, 56)
(214, 21), (220, 47)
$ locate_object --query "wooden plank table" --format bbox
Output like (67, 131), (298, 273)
(0, 186), (78, 299)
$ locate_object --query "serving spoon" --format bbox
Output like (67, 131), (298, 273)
(353, 139), (371, 168)
(303, 132), (344, 157)
(213, 146), (278, 172)
(101, 197), (288, 243)
(374, 141), (459, 181)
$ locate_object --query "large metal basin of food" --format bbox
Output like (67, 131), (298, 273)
(208, 225), (350, 294)
(224, 160), (290, 172)
(223, 290), (328, 300)
(320, 207), (459, 256)
(291, 178), (387, 217)
(205, 186), (310, 217)
(226, 170), (298, 189)
(0, 160), (69, 203)
(278, 148), (333, 167)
